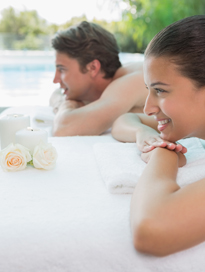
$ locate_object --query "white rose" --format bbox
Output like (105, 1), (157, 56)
(33, 142), (57, 170)
(0, 143), (32, 172)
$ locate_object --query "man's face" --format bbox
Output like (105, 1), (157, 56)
(53, 51), (92, 101)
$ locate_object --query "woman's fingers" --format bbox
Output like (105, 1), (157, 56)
(138, 137), (188, 154)
(151, 141), (187, 154)
(181, 146), (187, 154)
(175, 145), (187, 154)
(142, 145), (155, 152)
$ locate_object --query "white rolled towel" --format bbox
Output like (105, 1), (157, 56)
(93, 137), (205, 194)
(33, 108), (55, 126)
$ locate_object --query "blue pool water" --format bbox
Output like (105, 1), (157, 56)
(0, 62), (56, 107)
(0, 66), (55, 95)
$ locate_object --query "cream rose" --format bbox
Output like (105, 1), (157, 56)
(33, 142), (57, 170)
(0, 143), (32, 172)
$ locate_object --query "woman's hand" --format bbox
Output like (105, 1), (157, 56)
(136, 128), (187, 154)
(141, 148), (187, 168)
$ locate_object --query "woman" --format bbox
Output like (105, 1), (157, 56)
(111, 15), (205, 256)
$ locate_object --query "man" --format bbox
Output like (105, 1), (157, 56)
(50, 21), (147, 136)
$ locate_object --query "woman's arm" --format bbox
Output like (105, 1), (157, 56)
(131, 147), (205, 256)
(111, 113), (159, 143)
(111, 113), (187, 153)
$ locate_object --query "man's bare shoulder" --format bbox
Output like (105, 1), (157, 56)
(101, 61), (147, 114)
(113, 61), (144, 80)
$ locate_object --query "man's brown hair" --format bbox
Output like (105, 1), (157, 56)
(52, 21), (122, 78)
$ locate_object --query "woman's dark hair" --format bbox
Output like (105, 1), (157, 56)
(52, 21), (121, 79)
(145, 15), (205, 88)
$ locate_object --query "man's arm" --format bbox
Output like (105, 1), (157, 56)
(52, 72), (147, 136)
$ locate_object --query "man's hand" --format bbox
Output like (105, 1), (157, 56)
(141, 148), (187, 168)
(49, 88), (66, 114)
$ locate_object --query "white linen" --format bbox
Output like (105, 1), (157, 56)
(0, 107), (205, 271)
(0, 136), (204, 272)
(93, 137), (205, 194)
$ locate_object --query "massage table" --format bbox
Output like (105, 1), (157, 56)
(0, 106), (204, 272)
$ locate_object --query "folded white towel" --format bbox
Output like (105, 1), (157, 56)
(93, 137), (205, 194)
(33, 108), (54, 126)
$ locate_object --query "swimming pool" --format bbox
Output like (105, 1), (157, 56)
(0, 51), (144, 107)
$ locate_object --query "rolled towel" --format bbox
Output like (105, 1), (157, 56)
(93, 137), (205, 194)
(33, 109), (55, 126)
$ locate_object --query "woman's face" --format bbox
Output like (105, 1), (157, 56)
(143, 56), (205, 142)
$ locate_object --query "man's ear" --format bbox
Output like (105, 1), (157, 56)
(86, 59), (101, 77)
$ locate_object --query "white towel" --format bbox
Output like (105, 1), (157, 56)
(93, 137), (205, 194)
(33, 108), (54, 126)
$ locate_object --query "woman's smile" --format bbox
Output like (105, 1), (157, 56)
(157, 118), (171, 132)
